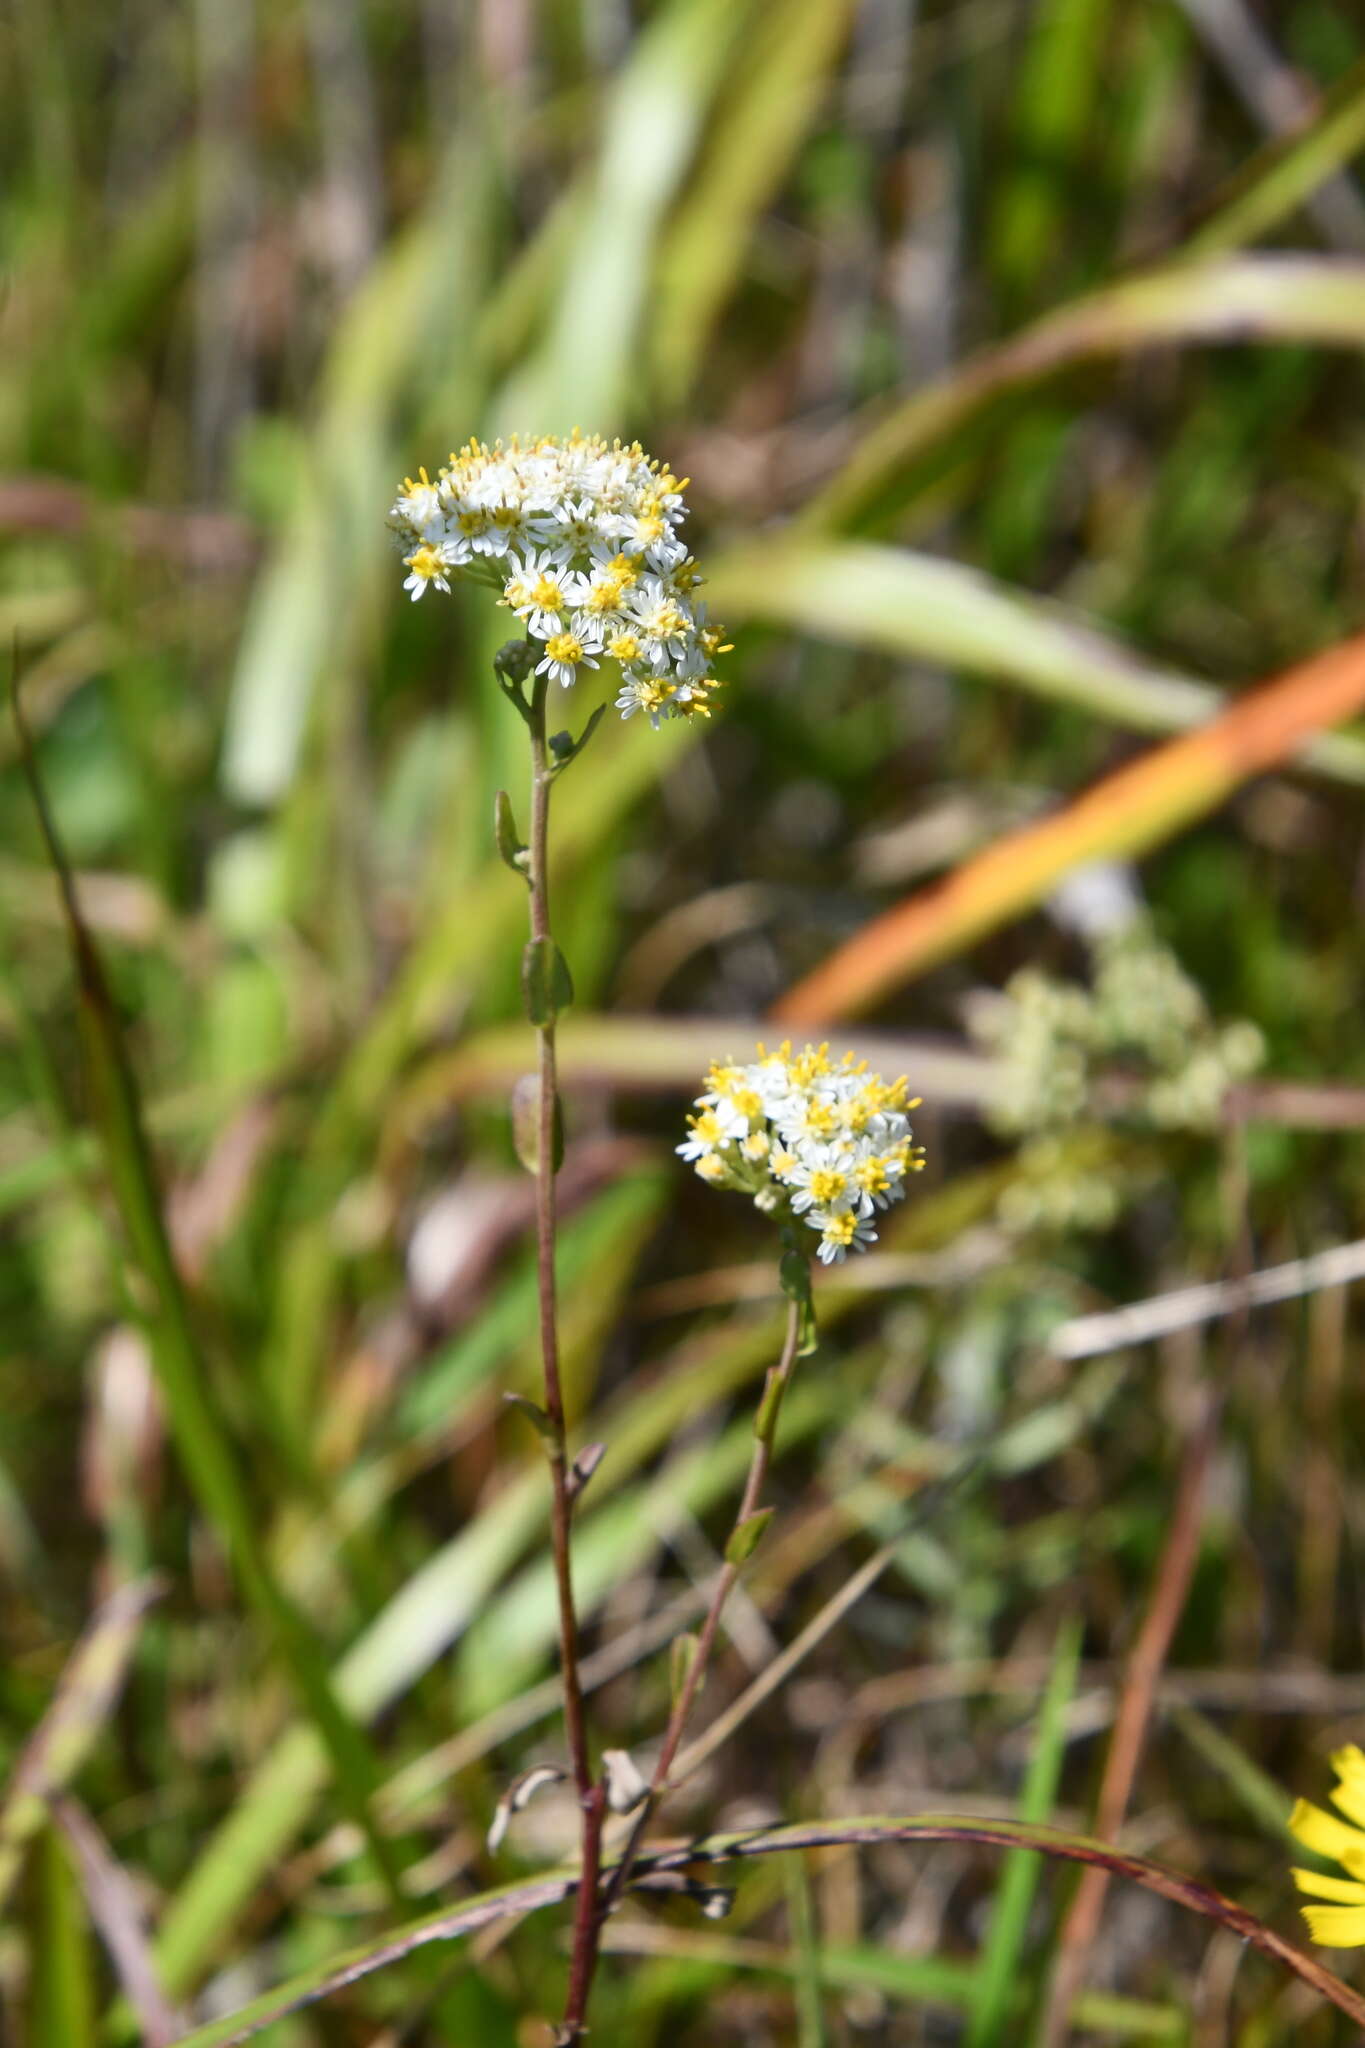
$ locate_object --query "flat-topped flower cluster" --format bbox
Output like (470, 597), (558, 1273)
(389, 432), (728, 726)
(680, 1042), (925, 1265)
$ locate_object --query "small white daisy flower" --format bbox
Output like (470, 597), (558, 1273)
(402, 544), (452, 601)
(536, 631), (599, 690)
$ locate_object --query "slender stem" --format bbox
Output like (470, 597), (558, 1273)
(601, 1295), (805, 1916)
(524, 675), (604, 2041)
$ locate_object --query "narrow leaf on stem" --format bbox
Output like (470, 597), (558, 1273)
(670, 1631), (701, 1708)
(602, 1749), (650, 1814)
(511, 1073), (564, 1175)
(494, 790), (530, 882)
(521, 938), (575, 1026)
(753, 1368), (784, 1443)
(778, 1244), (817, 1353)
(487, 1764), (568, 1853)
(551, 703), (607, 772)
(725, 1507), (775, 1567)
(567, 1441), (606, 1502)
(502, 1391), (559, 1449)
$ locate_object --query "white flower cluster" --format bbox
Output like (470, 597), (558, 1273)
(680, 1042), (925, 1265)
(388, 433), (728, 726)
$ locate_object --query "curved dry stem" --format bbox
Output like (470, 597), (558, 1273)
(166, 1812), (1365, 2047)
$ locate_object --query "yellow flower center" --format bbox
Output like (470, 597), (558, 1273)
(545, 632), (584, 664)
(641, 599), (686, 639)
(808, 1168), (847, 1206)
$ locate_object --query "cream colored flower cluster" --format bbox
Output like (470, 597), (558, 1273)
(680, 1042), (924, 1265)
(388, 433), (727, 726)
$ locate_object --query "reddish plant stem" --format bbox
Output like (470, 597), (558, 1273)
(1039, 1367), (1223, 2046)
(561, 1781), (608, 2035)
(524, 681), (603, 2041)
(601, 1296), (805, 1916)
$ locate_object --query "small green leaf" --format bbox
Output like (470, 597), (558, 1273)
(521, 938), (574, 1025)
(669, 1631), (701, 1707)
(779, 1245), (812, 1306)
(493, 791), (529, 883)
(551, 703), (607, 772)
(725, 1508), (775, 1567)
(502, 1392), (558, 1448)
(778, 1243), (818, 1355)
(753, 1367), (784, 1442)
(567, 1441), (606, 1501)
(510, 1074), (565, 1175)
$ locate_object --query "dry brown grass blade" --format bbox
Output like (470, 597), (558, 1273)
(0, 1577), (163, 1911)
(773, 627), (1365, 1022)
(53, 1795), (185, 2048)
(1038, 1375), (1223, 2044)
(166, 1813), (1365, 2046)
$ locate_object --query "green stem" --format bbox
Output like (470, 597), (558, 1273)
(524, 672), (603, 2042)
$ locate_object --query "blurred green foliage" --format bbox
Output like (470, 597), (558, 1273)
(4, 0), (1365, 2042)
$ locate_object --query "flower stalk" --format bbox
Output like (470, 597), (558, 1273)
(517, 662), (608, 2041)
(600, 1289), (806, 1918)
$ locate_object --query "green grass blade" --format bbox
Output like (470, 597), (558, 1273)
(966, 1615), (1082, 2046)
(604, 1928), (1183, 2038)
(785, 1851), (828, 2048)
(1166, 1700), (1296, 1845)
(988, 0), (1113, 309)
(712, 537), (1218, 728)
(651, 0), (858, 400)
(11, 685), (407, 1912)
(806, 256), (1365, 533)
(1188, 57), (1365, 257)
(30, 1823), (97, 2048)
(222, 139), (496, 805)
(706, 535), (1365, 781)
(493, 0), (755, 433)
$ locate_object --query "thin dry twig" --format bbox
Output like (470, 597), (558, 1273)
(1039, 1347), (1223, 2045)
(601, 1299), (805, 1916)
(52, 1795), (185, 2048)
(1050, 1235), (1365, 1359)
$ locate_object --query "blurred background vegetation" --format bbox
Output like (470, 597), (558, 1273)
(4, 0), (1365, 2041)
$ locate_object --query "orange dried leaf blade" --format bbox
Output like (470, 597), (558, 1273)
(774, 630), (1365, 1023)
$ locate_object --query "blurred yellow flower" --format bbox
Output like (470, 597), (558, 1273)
(1290, 1746), (1365, 1946)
